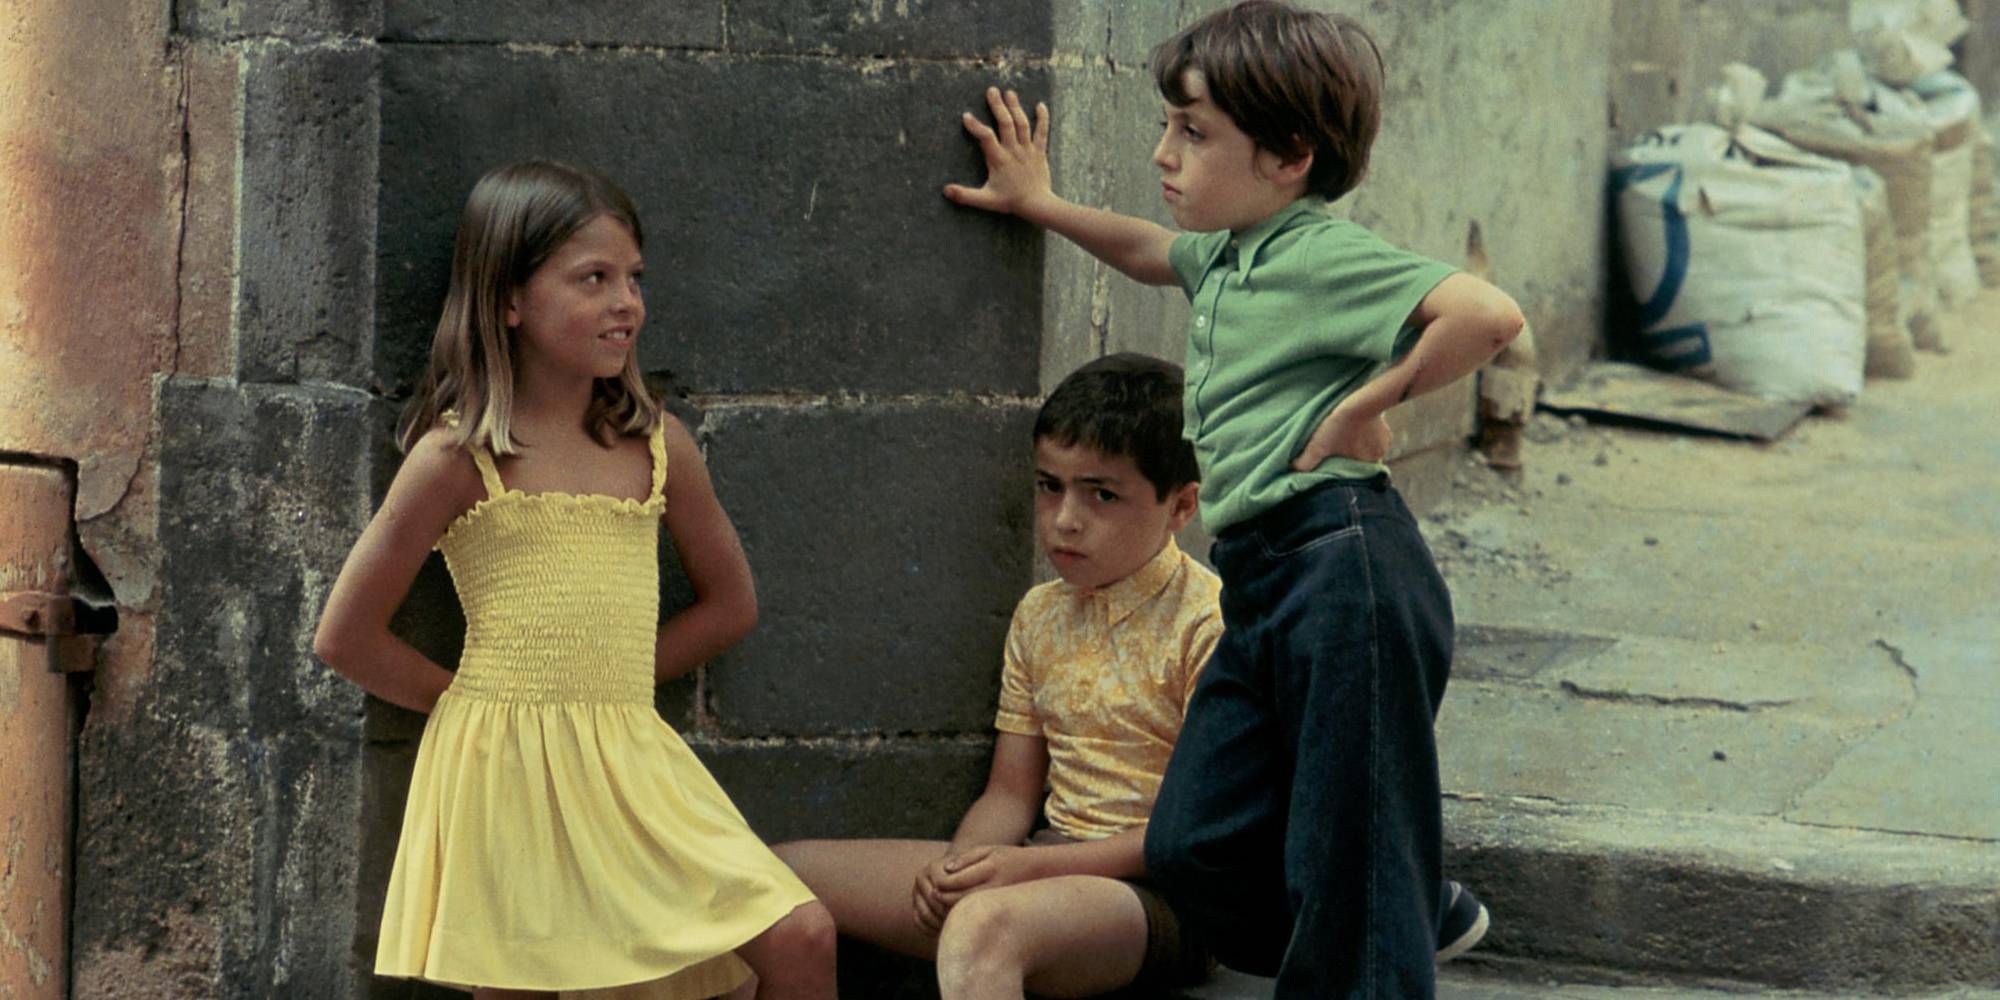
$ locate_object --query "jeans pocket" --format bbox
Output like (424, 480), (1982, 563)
(1254, 488), (1365, 560)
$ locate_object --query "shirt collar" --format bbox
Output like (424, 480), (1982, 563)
(1071, 538), (1185, 627)
(1197, 196), (1330, 278)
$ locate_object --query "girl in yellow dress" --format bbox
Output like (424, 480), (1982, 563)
(315, 161), (834, 1000)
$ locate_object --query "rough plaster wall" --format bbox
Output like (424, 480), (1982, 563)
(0, 0), (181, 604)
(1610, 0), (1858, 142)
(0, 0), (187, 996)
(66, 3), (385, 997)
(1682, 0), (1855, 107)
(1041, 0), (1612, 513)
(1956, 0), (2000, 102)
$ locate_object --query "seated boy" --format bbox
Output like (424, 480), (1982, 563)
(775, 352), (1219, 999)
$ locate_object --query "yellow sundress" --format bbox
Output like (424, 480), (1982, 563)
(376, 417), (814, 996)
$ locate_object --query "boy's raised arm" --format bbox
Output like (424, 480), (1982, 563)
(945, 87), (1181, 288)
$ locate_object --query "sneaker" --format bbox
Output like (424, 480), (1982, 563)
(1436, 880), (1490, 963)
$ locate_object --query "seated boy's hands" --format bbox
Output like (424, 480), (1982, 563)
(912, 853), (959, 933)
(912, 844), (1042, 933)
(943, 87), (1053, 218)
(1294, 402), (1393, 471)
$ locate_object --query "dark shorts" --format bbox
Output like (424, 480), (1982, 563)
(1026, 829), (1214, 994)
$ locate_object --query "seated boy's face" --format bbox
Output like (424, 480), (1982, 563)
(1033, 438), (1183, 591)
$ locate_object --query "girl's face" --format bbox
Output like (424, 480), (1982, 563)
(506, 214), (645, 383)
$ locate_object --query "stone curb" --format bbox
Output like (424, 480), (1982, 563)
(1438, 795), (2000, 992)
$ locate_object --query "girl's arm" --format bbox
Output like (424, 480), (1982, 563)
(653, 417), (758, 683)
(1292, 272), (1527, 471)
(944, 87), (1181, 288)
(313, 430), (482, 713)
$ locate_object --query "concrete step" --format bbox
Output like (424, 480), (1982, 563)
(1179, 966), (2000, 999)
(1423, 621), (2000, 991)
(1440, 795), (2000, 992)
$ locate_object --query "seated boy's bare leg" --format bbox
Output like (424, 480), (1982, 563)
(935, 875), (1148, 1000)
(773, 838), (951, 958)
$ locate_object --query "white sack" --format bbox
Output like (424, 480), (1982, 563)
(1612, 124), (1867, 407)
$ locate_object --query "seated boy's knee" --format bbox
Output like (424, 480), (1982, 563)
(936, 889), (1023, 963)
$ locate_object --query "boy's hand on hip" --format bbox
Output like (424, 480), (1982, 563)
(943, 87), (1053, 217)
(1293, 404), (1392, 471)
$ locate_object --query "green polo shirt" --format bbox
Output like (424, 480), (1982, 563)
(1170, 197), (1456, 533)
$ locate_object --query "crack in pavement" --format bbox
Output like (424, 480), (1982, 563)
(1556, 680), (1797, 713)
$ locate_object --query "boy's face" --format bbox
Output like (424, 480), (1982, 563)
(1033, 438), (1198, 592)
(1152, 70), (1306, 233)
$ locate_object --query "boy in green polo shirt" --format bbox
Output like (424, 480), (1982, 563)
(941, 2), (1523, 997)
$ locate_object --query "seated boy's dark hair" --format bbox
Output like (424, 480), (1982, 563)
(1152, 0), (1384, 202)
(1035, 353), (1199, 501)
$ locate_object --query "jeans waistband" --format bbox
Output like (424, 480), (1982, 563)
(1218, 474), (1393, 541)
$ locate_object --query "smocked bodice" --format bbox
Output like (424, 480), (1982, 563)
(435, 417), (668, 705)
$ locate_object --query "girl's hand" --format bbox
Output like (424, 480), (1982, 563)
(1293, 402), (1393, 471)
(943, 87), (1053, 217)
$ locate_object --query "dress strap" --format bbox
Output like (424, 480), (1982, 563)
(442, 409), (508, 500)
(468, 446), (507, 501)
(646, 418), (670, 504)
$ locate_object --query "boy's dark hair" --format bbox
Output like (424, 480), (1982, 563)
(1152, 0), (1384, 202)
(1034, 353), (1199, 501)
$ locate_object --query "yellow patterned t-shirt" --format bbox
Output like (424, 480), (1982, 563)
(995, 539), (1224, 841)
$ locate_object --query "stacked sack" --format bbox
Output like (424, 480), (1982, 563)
(1753, 53), (1938, 364)
(1909, 71), (1981, 311)
(1611, 65), (1867, 409)
(1974, 115), (2000, 287)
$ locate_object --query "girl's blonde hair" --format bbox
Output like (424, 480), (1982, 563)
(399, 160), (662, 455)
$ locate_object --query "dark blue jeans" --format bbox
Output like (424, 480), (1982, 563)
(1144, 477), (1454, 999)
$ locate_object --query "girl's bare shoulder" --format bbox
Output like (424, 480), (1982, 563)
(392, 425), (488, 516)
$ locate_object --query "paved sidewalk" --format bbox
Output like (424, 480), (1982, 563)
(1175, 966), (2000, 999)
(1411, 298), (2000, 990)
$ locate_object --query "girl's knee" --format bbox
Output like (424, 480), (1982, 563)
(778, 900), (838, 960)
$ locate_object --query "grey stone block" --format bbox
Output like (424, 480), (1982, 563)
(239, 43), (380, 387)
(383, 0), (721, 47)
(728, 0), (1048, 59)
(154, 379), (375, 737)
(702, 402), (1035, 737)
(376, 46), (1045, 396)
(71, 377), (373, 987)
(695, 737), (993, 842)
(75, 718), (365, 999)
(1042, 63), (1190, 390)
(1052, 0), (1218, 69)
(176, 0), (381, 38)
(82, 379), (379, 993)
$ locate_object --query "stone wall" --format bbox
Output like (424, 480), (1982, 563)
(9, 1), (1980, 997)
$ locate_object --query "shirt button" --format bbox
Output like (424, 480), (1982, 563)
(1195, 315), (1207, 327)
(1229, 238), (1240, 247)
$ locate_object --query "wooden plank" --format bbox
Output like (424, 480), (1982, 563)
(1540, 362), (1812, 441)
